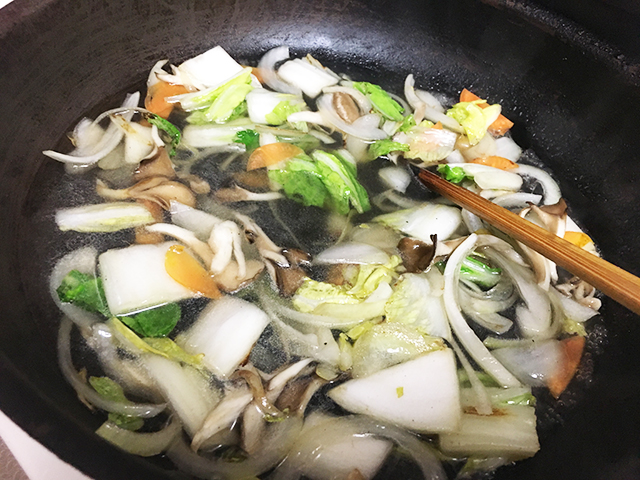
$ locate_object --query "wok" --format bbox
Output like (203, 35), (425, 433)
(1, 0), (640, 478)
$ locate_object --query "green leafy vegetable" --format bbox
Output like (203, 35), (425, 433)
(437, 164), (474, 184)
(180, 68), (253, 112)
(460, 255), (502, 289)
(457, 370), (500, 388)
(234, 129), (260, 151)
(312, 150), (370, 214)
(268, 157), (329, 209)
(57, 270), (110, 317)
(142, 337), (204, 367)
(499, 392), (536, 406)
(89, 376), (143, 431)
(146, 114), (181, 157)
(118, 303), (181, 338)
(369, 139), (410, 159)
(397, 115), (416, 133)
(265, 100), (302, 126)
(204, 83), (253, 123)
(352, 81), (404, 121)
(446, 100), (501, 145)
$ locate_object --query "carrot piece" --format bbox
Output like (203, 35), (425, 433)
(165, 245), (222, 299)
(459, 88), (514, 136)
(432, 121), (443, 129)
(246, 142), (305, 171)
(251, 67), (265, 84)
(145, 81), (191, 119)
(564, 231), (593, 248)
(470, 155), (518, 170)
(548, 335), (585, 398)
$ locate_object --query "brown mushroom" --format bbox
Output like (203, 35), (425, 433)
(97, 176), (197, 209)
(133, 148), (176, 181)
(397, 235), (437, 273)
(332, 92), (361, 124)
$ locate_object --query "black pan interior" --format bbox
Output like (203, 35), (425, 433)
(1, 0), (640, 479)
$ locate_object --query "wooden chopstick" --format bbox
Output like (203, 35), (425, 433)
(417, 168), (640, 316)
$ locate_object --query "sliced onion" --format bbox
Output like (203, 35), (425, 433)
(461, 209), (484, 233)
(344, 134), (371, 161)
(96, 416), (181, 457)
(317, 94), (387, 140)
(549, 288), (598, 323)
(459, 163), (522, 191)
(443, 234), (521, 387)
(169, 201), (222, 240)
(286, 111), (331, 127)
(378, 166), (411, 193)
(144, 223), (213, 264)
(448, 337), (493, 416)
(57, 318), (167, 417)
(415, 89), (445, 112)
(404, 74), (423, 111)
(492, 340), (562, 387)
(314, 242), (390, 265)
(423, 105), (464, 133)
(43, 92), (140, 165)
(492, 192), (543, 209)
(166, 415), (304, 479)
(257, 46), (302, 95)
(514, 164), (562, 205)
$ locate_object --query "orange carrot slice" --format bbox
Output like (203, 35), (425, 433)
(548, 335), (585, 398)
(470, 155), (518, 170)
(165, 245), (222, 299)
(246, 142), (305, 171)
(432, 121), (443, 129)
(459, 88), (514, 136)
(145, 81), (191, 119)
(564, 231), (593, 248)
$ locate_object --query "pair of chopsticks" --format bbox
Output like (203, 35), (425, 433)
(416, 168), (640, 316)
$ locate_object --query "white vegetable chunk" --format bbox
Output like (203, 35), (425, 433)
(374, 203), (463, 244)
(142, 354), (220, 437)
(56, 202), (155, 233)
(178, 297), (270, 377)
(328, 349), (461, 433)
(178, 45), (244, 89)
(278, 59), (339, 97)
(439, 405), (539, 459)
(99, 242), (195, 315)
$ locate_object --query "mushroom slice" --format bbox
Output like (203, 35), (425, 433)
(214, 259), (265, 293)
(272, 248), (313, 297)
(134, 148), (176, 181)
(332, 92), (361, 124)
(397, 235), (437, 273)
(97, 176), (197, 210)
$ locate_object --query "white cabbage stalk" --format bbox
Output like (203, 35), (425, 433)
(259, 131), (278, 146)
(272, 413), (393, 480)
(182, 119), (253, 148)
(394, 127), (457, 164)
(384, 274), (451, 340)
(42, 92), (140, 165)
(445, 149), (465, 164)
(439, 405), (539, 458)
(56, 202), (154, 233)
(378, 166), (411, 193)
(166, 67), (253, 110)
(345, 134), (372, 162)
(513, 164), (562, 205)
(494, 136), (522, 162)
(96, 416), (181, 457)
(329, 349), (461, 433)
(177, 297), (270, 378)
(314, 242), (390, 265)
(277, 58), (339, 97)
(169, 201), (222, 240)
(443, 234), (521, 387)
(175, 45), (245, 90)
(459, 163), (523, 191)
(285, 111), (331, 127)
(245, 89), (303, 125)
(257, 46), (302, 95)
(317, 93), (387, 140)
(142, 354), (221, 437)
(99, 242), (195, 315)
(374, 203), (463, 244)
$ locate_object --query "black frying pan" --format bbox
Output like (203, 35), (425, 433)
(1, 0), (640, 479)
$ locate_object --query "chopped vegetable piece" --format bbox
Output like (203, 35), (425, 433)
(352, 81), (404, 121)
(164, 245), (222, 299)
(246, 142), (305, 170)
(234, 129), (260, 151)
(144, 81), (190, 119)
(437, 164), (474, 184)
(370, 139), (410, 159)
(312, 150), (370, 214)
(142, 337), (204, 367)
(460, 255), (502, 289)
(397, 115), (416, 133)
(56, 202), (155, 233)
(446, 100), (500, 145)
(204, 83), (253, 123)
(89, 376), (144, 431)
(548, 335), (585, 398)
(265, 100), (302, 126)
(118, 303), (181, 338)
(470, 155), (518, 170)
(460, 88), (514, 136)
(57, 270), (110, 317)
(563, 231), (594, 248)
(146, 114), (181, 156)
(268, 158), (329, 209)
